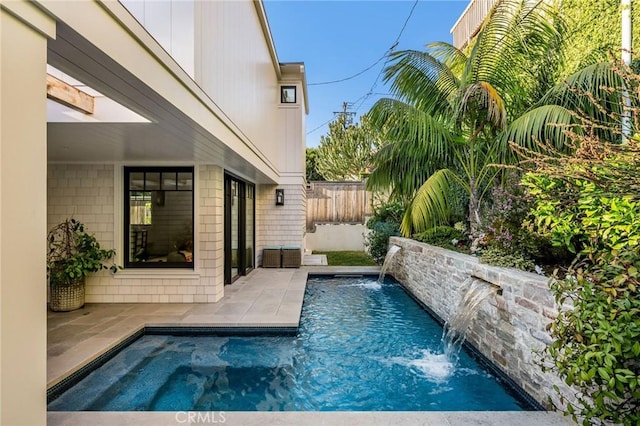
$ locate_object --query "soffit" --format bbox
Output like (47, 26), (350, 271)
(46, 19), (276, 184)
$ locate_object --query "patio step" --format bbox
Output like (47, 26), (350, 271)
(302, 254), (328, 266)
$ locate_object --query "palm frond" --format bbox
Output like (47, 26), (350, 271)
(368, 97), (455, 161)
(367, 143), (439, 198)
(459, 81), (507, 131)
(384, 50), (460, 117)
(400, 169), (457, 236)
(468, 0), (565, 115)
(426, 41), (468, 75)
(504, 104), (579, 152)
(540, 63), (623, 113)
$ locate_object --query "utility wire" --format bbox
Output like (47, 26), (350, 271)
(308, 0), (418, 87)
(306, 117), (335, 135)
(353, 0), (420, 114)
(308, 0), (420, 132)
(307, 53), (390, 86)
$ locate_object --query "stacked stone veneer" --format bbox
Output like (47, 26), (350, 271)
(47, 164), (224, 303)
(388, 236), (575, 409)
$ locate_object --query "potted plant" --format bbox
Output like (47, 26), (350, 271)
(47, 218), (119, 312)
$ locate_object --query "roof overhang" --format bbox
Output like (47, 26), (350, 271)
(37, 0), (282, 184)
(254, 1), (308, 114)
(280, 62), (309, 114)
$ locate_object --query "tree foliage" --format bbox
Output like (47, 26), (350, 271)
(366, 0), (626, 238)
(316, 113), (382, 181)
(519, 61), (640, 425)
(305, 147), (325, 182)
(366, 0), (568, 236)
(556, 0), (640, 77)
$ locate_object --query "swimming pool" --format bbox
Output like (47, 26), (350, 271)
(48, 276), (534, 411)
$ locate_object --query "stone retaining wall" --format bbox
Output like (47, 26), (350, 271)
(388, 237), (574, 409)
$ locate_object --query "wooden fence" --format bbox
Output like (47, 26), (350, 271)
(306, 181), (373, 231)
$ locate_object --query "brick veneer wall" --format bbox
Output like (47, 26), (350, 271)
(387, 236), (576, 409)
(47, 164), (224, 303)
(255, 182), (306, 266)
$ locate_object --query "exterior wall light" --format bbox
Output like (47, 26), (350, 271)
(275, 188), (285, 206)
(281, 86), (296, 104)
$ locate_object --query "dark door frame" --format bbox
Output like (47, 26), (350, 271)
(224, 172), (255, 284)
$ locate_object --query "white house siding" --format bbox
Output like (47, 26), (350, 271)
(5, 0), (305, 423)
(47, 164), (225, 303)
(116, 0), (308, 269)
(278, 101), (305, 174)
(47, 164), (116, 251)
(256, 183), (306, 266)
(450, 0), (500, 49)
(194, 0), (280, 166)
(43, 0), (306, 304)
(120, 0), (196, 77)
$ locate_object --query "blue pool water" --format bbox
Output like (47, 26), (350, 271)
(48, 276), (530, 411)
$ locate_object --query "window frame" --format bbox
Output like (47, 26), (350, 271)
(224, 172), (255, 284)
(280, 85), (297, 104)
(124, 166), (194, 269)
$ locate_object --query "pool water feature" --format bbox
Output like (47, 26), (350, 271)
(378, 244), (401, 282)
(48, 276), (534, 411)
(443, 277), (499, 362)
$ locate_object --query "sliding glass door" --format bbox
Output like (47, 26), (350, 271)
(224, 173), (255, 284)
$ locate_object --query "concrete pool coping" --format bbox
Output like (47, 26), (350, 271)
(47, 266), (574, 426)
(48, 410), (575, 425)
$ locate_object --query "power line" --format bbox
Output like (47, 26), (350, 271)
(307, 53), (390, 86)
(306, 117), (335, 135)
(333, 101), (356, 128)
(395, 0), (419, 46)
(354, 0), (420, 114)
(307, 0), (420, 135)
(307, 0), (418, 87)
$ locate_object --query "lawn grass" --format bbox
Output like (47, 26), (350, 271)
(313, 251), (378, 266)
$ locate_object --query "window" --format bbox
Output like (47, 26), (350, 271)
(124, 167), (194, 268)
(281, 85), (296, 104)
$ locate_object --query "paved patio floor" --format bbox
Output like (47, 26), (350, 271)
(47, 265), (574, 426)
(48, 268), (308, 387)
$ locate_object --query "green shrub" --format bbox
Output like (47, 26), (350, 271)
(545, 266), (640, 426)
(365, 201), (404, 264)
(479, 246), (536, 271)
(477, 172), (564, 269)
(524, 167), (640, 425)
(414, 224), (470, 253)
(515, 60), (640, 423)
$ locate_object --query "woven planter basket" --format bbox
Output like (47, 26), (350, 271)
(50, 277), (85, 312)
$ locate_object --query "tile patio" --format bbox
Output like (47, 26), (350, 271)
(47, 268), (308, 388)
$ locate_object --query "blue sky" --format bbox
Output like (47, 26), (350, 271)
(263, 0), (469, 147)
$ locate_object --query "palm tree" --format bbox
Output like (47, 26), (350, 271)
(366, 0), (623, 237)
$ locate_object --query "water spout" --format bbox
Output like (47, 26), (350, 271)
(442, 278), (498, 362)
(378, 244), (401, 283)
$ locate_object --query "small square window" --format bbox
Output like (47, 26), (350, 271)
(281, 86), (296, 104)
